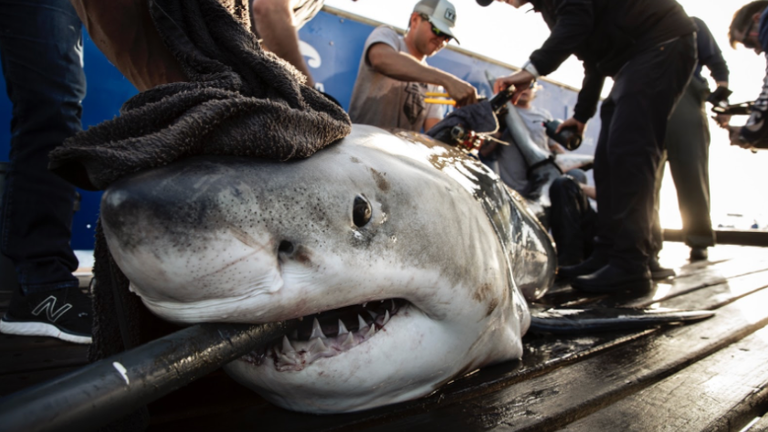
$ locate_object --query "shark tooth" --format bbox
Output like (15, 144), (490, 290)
(367, 309), (378, 320)
(341, 332), (355, 349)
(308, 336), (328, 352)
(362, 302), (368, 308)
(310, 317), (325, 339)
(277, 350), (297, 365)
(365, 324), (376, 338)
(357, 314), (368, 330)
(337, 319), (348, 335)
(376, 310), (391, 328)
(282, 335), (295, 354)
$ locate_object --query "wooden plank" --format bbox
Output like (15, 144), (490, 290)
(746, 414), (768, 432)
(0, 366), (81, 397)
(562, 324), (768, 432)
(541, 263), (768, 310)
(0, 340), (88, 375)
(155, 282), (768, 431)
(664, 229), (768, 247)
(319, 286), (768, 432)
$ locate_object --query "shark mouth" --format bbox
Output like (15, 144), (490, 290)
(242, 299), (409, 372)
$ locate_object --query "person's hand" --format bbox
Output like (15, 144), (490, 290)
(713, 113), (731, 129)
(493, 70), (535, 104)
(443, 77), (478, 107)
(556, 117), (586, 135)
(728, 125), (754, 149)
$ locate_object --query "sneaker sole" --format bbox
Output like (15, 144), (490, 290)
(0, 319), (92, 345)
(652, 269), (676, 280)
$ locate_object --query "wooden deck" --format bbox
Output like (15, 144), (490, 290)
(3, 242), (768, 431)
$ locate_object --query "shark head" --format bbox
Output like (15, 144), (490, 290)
(101, 125), (536, 413)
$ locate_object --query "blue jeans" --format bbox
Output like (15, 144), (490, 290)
(0, 0), (85, 294)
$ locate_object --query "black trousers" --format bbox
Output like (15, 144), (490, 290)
(549, 175), (597, 266)
(593, 34), (697, 271)
(651, 77), (715, 252)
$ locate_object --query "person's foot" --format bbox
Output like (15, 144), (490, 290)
(557, 254), (608, 280)
(690, 247), (708, 261)
(649, 257), (675, 280)
(0, 286), (92, 344)
(571, 263), (653, 294)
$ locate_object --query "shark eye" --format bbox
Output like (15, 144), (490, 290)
(352, 195), (372, 227)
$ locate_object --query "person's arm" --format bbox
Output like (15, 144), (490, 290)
(527, 0), (595, 77)
(367, 43), (478, 107)
(552, 63), (604, 134)
(69, 0), (187, 91)
(252, 0), (315, 86)
(572, 63), (604, 124)
(580, 183), (596, 200)
(737, 58), (768, 148)
(694, 18), (731, 127)
(549, 143), (566, 154)
(495, 0), (594, 102)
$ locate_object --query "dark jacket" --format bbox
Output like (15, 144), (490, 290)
(692, 17), (728, 84)
(527, 0), (696, 123)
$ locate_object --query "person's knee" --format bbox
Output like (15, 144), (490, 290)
(564, 168), (587, 185)
(549, 175), (579, 202)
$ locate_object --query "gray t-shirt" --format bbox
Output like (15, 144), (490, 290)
(497, 105), (556, 192)
(349, 26), (445, 132)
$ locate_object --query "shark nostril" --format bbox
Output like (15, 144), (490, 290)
(278, 240), (295, 255)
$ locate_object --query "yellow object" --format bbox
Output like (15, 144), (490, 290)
(424, 98), (456, 106)
(425, 92), (450, 97)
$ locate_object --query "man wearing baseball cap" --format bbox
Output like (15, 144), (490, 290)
(349, 0), (478, 132)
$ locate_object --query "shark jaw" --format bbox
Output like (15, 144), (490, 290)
(242, 299), (407, 372)
(223, 296), (524, 414)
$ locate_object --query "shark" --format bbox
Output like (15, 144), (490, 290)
(100, 123), (710, 413)
(100, 124), (553, 413)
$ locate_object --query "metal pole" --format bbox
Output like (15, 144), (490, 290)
(0, 321), (296, 432)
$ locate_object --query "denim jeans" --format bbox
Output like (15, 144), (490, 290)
(0, 0), (85, 294)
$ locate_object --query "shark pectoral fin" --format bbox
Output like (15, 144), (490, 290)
(528, 306), (715, 335)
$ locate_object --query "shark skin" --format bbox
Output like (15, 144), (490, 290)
(100, 124), (555, 413)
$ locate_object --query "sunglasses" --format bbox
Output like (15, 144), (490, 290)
(419, 14), (453, 42)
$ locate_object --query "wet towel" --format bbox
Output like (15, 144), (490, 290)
(50, 0), (351, 191)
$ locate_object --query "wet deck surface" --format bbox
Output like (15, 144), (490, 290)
(3, 242), (768, 431)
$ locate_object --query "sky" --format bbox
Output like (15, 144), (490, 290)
(325, 0), (768, 230)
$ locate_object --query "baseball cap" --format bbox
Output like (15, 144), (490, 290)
(413, 0), (460, 44)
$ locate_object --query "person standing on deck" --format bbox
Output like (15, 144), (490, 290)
(728, 1), (768, 149)
(349, 0), (478, 132)
(484, 0), (697, 294)
(0, 0), (92, 343)
(651, 17), (730, 267)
